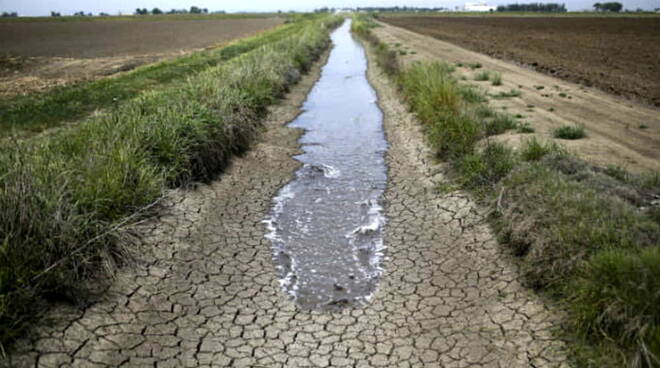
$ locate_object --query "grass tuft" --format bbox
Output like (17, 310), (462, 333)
(484, 113), (517, 136)
(490, 72), (502, 86)
(458, 143), (516, 193)
(521, 137), (562, 161)
(517, 122), (535, 133)
(492, 89), (521, 99)
(553, 124), (586, 139)
(474, 70), (490, 81)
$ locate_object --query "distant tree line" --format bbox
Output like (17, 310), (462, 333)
(497, 3), (566, 12)
(135, 6), (209, 15)
(355, 6), (448, 12)
(593, 2), (623, 11)
(1, 11), (18, 17)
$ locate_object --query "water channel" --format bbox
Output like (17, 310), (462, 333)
(264, 19), (388, 310)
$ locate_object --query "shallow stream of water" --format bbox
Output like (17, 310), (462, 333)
(265, 19), (388, 310)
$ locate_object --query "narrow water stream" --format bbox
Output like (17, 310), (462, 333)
(264, 19), (388, 310)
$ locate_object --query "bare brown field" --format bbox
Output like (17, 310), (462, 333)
(0, 17), (283, 96)
(381, 16), (660, 107)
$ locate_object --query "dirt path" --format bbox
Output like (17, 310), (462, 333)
(5, 38), (568, 367)
(375, 21), (660, 173)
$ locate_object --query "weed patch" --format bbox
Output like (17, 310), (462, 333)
(517, 122), (535, 133)
(521, 137), (562, 161)
(492, 89), (521, 99)
(484, 113), (517, 136)
(553, 124), (586, 139)
(490, 72), (502, 86)
(474, 71), (490, 81)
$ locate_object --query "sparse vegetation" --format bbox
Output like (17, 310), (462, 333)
(484, 113), (517, 136)
(468, 62), (482, 69)
(0, 14), (342, 352)
(517, 122), (535, 133)
(553, 124), (586, 139)
(492, 89), (521, 99)
(490, 72), (502, 86)
(474, 70), (491, 81)
(521, 137), (562, 161)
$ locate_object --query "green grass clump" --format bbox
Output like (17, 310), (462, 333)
(458, 143), (516, 192)
(468, 62), (482, 69)
(0, 14), (342, 351)
(398, 62), (482, 159)
(500, 163), (659, 287)
(484, 113), (517, 136)
(517, 122), (535, 133)
(474, 71), (490, 81)
(492, 89), (521, 99)
(490, 72), (502, 86)
(553, 124), (586, 139)
(352, 14), (400, 76)
(475, 105), (495, 118)
(571, 247), (660, 367)
(458, 85), (487, 104)
(521, 137), (562, 161)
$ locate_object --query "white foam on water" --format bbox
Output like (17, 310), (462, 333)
(320, 164), (341, 178)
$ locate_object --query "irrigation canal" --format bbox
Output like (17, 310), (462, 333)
(265, 19), (389, 310)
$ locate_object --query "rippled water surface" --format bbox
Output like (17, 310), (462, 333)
(264, 20), (387, 310)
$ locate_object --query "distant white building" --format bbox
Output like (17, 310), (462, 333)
(464, 2), (497, 11)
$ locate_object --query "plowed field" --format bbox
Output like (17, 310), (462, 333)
(381, 16), (660, 107)
(0, 17), (283, 95)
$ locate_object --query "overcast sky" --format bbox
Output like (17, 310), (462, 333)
(1, 0), (657, 16)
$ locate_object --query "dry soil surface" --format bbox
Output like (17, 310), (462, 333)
(3, 41), (568, 367)
(375, 21), (660, 173)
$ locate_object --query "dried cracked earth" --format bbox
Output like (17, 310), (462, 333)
(4, 39), (569, 368)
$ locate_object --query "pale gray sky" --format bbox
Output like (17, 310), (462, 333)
(0, 0), (657, 16)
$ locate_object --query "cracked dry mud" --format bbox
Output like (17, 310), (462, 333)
(4, 38), (569, 368)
